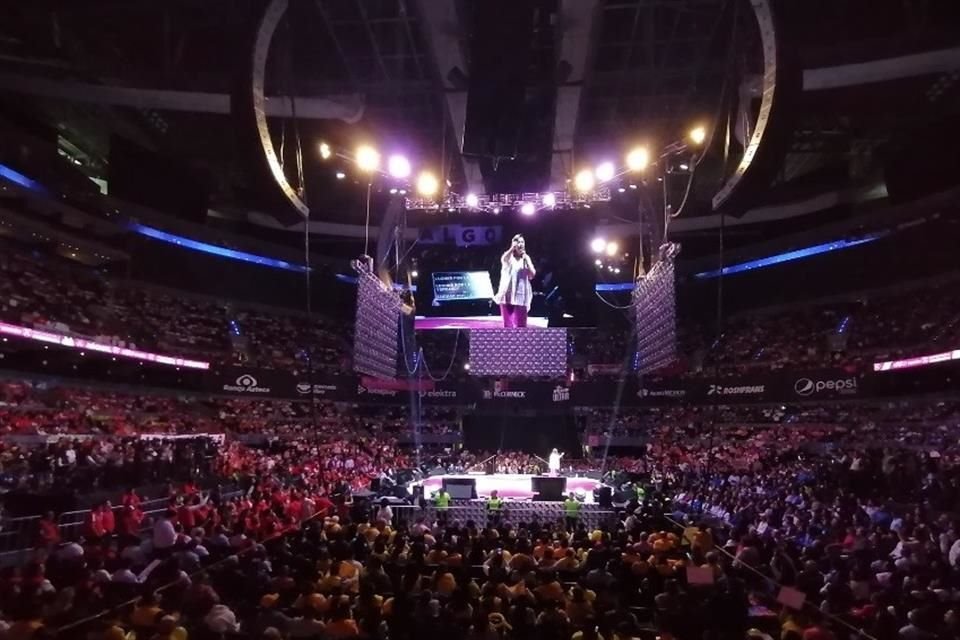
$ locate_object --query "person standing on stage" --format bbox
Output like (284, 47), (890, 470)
(548, 448), (564, 475)
(563, 493), (582, 531)
(434, 487), (451, 525)
(493, 234), (536, 328)
(486, 489), (505, 527)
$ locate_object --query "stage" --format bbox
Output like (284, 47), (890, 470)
(415, 315), (550, 330)
(419, 472), (602, 503)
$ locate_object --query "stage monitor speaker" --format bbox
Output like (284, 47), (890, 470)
(596, 486), (613, 508)
(443, 477), (477, 500)
(531, 476), (567, 502)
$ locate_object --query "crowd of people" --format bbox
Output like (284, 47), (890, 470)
(3, 238), (959, 379)
(1, 389), (959, 639)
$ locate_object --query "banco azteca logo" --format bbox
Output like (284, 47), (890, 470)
(236, 374), (258, 388)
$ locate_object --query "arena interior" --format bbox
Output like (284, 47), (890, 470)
(1, 2), (960, 640)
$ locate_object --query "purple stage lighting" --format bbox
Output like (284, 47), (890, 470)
(520, 202), (536, 216)
(387, 154), (412, 179)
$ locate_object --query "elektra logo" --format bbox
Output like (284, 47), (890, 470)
(706, 383), (765, 396)
(793, 377), (857, 397)
(223, 374), (271, 394)
(552, 386), (570, 402)
(419, 390), (458, 399)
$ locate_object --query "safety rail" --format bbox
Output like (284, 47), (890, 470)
(0, 490), (242, 567)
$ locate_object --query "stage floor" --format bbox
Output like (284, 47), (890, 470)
(419, 473), (601, 503)
(415, 315), (550, 330)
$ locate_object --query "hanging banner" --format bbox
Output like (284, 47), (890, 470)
(419, 225), (503, 247)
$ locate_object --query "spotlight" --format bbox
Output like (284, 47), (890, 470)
(574, 169), (595, 193)
(335, 171), (346, 180)
(389, 188), (398, 194)
(679, 163), (690, 171)
(319, 142), (332, 160)
(595, 259), (602, 267)
(689, 126), (707, 146)
(411, 270), (419, 278)
(492, 206), (501, 214)
(416, 171), (439, 197)
(590, 238), (607, 254)
(595, 161), (615, 183)
(355, 145), (380, 172)
(614, 268), (621, 274)
(464, 363), (471, 371)
(520, 202), (536, 216)
(626, 147), (650, 172)
(629, 184), (638, 189)
(618, 187), (626, 193)
(398, 189), (407, 195)
(465, 193), (479, 208)
(605, 241), (619, 257)
(542, 192), (557, 207)
(387, 154), (411, 178)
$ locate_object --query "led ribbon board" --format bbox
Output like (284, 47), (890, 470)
(0, 321), (210, 369)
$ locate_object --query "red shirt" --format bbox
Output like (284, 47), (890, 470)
(37, 519), (60, 547)
(100, 508), (116, 534)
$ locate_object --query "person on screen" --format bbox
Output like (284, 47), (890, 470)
(493, 234), (536, 328)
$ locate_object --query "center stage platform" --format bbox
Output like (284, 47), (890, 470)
(415, 315), (549, 330)
(419, 473), (602, 503)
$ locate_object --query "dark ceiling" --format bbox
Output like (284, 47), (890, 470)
(0, 0), (958, 233)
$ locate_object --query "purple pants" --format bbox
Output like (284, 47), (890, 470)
(500, 304), (528, 328)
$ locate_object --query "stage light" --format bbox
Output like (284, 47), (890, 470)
(614, 268), (621, 274)
(629, 184), (638, 189)
(387, 154), (411, 179)
(416, 171), (439, 197)
(389, 188), (398, 194)
(410, 270), (419, 278)
(626, 147), (650, 172)
(465, 193), (479, 208)
(595, 161), (615, 183)
(574, 169), (595, 193)
(335, 171), (346, 180)
(398, 189), (407, 195)
(595, 259), (602, 267)
(679, 163), (690, 171)
(355, 145), (380, 172)
(689, 125), (707, 145)
(492, 206), (501, 214)
(605, 241), (619, 257)
(618, 187), (626, 193)
(590, 238), (607, 253)
(542, 192), (556, 207)
(319, 142), (332, 160)
(464, 363), (471, 371)
(520, 202), (536, 216)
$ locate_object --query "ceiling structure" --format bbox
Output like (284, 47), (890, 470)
(0, 0), (957, 238)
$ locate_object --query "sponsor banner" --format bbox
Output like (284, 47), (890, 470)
(292, 380), (347, 400)
(479, 380), (571, 405)
(213, 367), (283, 396)
(419, 225), (503, 247)
(785, 371), (863, 399)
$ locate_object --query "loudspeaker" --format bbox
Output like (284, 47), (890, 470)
(462, 0), (534, 158)
(596, 486), (613, 508)
(443, 477), (477, 500)
(531, 476), (567, 502)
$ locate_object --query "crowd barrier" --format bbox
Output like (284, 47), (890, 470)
(0, 489), (242, 567)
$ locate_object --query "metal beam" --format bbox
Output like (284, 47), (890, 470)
(412, 0), (483, 195)
(0, 71), (365, 122)
(550, 0), (601, 190)
(803, 46), (960, 91)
